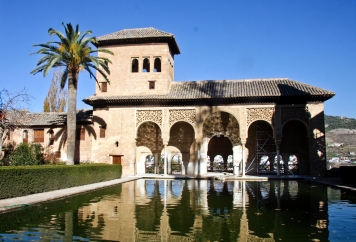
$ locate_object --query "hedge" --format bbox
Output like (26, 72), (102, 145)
(0, 164), (122, 199)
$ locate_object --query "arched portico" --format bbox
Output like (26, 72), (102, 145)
(207, 135), (233, 171)
(202, 111), (241, 174)
(168, 121), (195, 174)
(136, 121), (164, 174)
(280, 119), (310, 175)
(246, 120), (275, 174)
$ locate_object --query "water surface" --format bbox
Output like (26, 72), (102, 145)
(0, 180), (355, 241)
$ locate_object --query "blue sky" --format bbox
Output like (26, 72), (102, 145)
(1, 0), (355, 118)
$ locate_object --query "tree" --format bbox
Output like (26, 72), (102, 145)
(0, 88), (32, 159)
(31, 23), (113, 165)
(44, 68), (67, 112)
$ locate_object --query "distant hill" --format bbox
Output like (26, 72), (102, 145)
(325, 115), (356, 132)
(324, 115), (356, 163)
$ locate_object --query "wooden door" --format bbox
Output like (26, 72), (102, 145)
(113, 156), (121, 165)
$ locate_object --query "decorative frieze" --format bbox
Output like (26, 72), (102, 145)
(136, 110), (162, 127)
(169, 109), (196, 126)
(247, 108), (275, 127)
(281, 107), (309, 126)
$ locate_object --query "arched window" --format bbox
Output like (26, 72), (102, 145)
(142, 58), (150, 72)
(131, 58), (138, 72)
(154, 58), (161, 72)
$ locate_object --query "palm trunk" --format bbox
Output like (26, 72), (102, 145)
(66, 71), (78, 165)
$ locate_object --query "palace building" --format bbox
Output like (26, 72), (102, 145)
(6, 27), (335, 177)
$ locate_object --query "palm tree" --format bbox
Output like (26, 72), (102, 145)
(31, 23), (113, 165)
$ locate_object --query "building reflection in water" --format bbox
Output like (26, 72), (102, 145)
(74, 179), (329, 241)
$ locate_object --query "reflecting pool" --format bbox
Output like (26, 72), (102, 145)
(0, 180), (356, 241)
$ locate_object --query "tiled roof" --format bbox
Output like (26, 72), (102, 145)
(83, 78), (335, 106)
(6, 110), (92, 126)
(96, 27), (180, 55)
(97, 27), (174, 41)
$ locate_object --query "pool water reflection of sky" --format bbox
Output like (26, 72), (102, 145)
(0, 180), (355, 241)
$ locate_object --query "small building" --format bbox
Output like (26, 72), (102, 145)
(5, 27), (334, 177)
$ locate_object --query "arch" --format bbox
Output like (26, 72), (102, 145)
(207, 135), (233, 171)
(246, 120), (275, 174)
(136, 146), (153, 174)
(168, 121), (195, 174)
(281, 118), (309, 132)
(154, 57), (161, 72)
(136, 121), (163, 152)
(131, 58), (138, 72)
(142, 58), (150, 72)
(280, 119), (310, 175)
(170, 119), (196, 136)
(203, 111), (240, 145)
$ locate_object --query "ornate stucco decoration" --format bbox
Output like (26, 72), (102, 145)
(246, 108), (275, 127)
(136, 110), (162, 127)
(203, 111), (240, 145)
(169, 109), (196, 127)
(281, 107), (310, 126)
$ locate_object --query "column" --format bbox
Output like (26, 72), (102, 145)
(275, 140), (281, 176)
(154, 152), (160, 174)
(241, 140), (246, 177)
(163, 145), (167, 176)
(233, 145), (242, 176)
(197, 142), (201, 177)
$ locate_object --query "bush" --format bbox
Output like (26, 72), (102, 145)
(2, 143), (44, 166)
(0, 164), (122, 199)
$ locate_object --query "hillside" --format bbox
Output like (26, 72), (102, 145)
(325, 115), (356, 132)
(325, 115), (356, 165)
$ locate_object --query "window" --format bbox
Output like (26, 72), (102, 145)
(132, 58), (138, 72)
(142, 58), (150, 72)
(23, 130), (28, 143)
(154, 57), (161, 72)
(48, 129), (54, 145)
(149, 81), (155, 90)
(101, 82), (107, 92)
(76, 127), (85, 140)
(7, 130), (12, 140)
(100, 126), (106, 138)
(34, 129), (44, 143)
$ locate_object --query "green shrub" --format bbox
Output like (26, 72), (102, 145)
(2, 143), (44, 166)
(0, 164), (122, 199)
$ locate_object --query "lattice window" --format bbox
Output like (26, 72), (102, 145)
(281, 107), (309, 126)
(247, 108), (275, 127)
(169, 109), (196, 126)
(136, 110), (162, 127)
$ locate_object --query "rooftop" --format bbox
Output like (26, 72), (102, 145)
(5, 110), (92, 126)
(83, 78), (335, 107)
(95, 27), (180, 55)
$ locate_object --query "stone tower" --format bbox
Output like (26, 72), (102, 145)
(94, 27), (180, 96)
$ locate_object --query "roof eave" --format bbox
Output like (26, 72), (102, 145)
(95, 37), (180, 55)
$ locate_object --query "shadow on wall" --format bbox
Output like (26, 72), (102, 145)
(54, 111), (107, 163)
